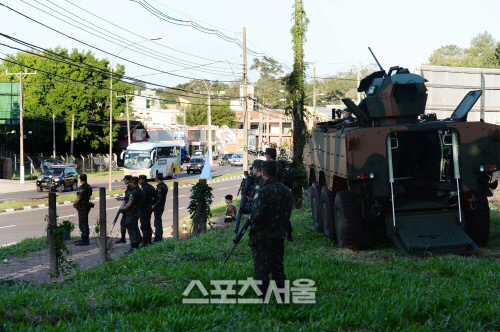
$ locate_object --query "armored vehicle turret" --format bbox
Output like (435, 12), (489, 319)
(304, 54), (500, 256)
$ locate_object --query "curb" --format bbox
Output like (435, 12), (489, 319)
(0, 175), (243, 214)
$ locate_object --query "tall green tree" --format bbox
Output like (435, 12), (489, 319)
(0, 48), (133, 155)
(284, 0), (309, 208)
(251, 56), (287, 109)
(180, 98), (236, 127)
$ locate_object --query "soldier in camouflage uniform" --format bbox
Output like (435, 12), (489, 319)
(139, 175), (158, 247)
(73, 174), (93, 246)
(249, 161), (293, 300)
(115, 175), (131, 244)
(152, 173), (168, 242)
(120, 177), (143, 254)
(243, 159), (264, 214)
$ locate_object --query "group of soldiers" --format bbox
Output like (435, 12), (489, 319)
(116, 173), (169, 254)
(71, 172), (169, 254)
(236, 147), (294, 299)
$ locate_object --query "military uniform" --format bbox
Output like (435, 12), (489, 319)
(124, 186), (143, 249)
(117, 184), (132, 242)
(243, 175), (264, 214)
(140, 182), (157, 245)
(154, 181), (168, 241)
(75, 182), (92, 241)
(249, 178), (293, 298)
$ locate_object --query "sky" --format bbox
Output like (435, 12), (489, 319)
(1, 0), (500, 89)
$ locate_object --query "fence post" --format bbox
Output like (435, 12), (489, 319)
(173, 182), (179, 240)
(99, 187), (108, 262)
(48, 192), (58, 277)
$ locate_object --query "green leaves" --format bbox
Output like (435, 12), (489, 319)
(0, 48), (134, 155)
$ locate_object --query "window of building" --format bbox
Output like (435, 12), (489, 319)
(146, 99), (151, 109)
(282, 123), (292, 134)
(270, 123), (280, 134)
(262, 123), (267, 133)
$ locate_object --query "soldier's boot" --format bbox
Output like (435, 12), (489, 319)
(124, 242), (139, 254)
(115, 233), (126, 244)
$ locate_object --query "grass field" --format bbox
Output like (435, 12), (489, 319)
(2, 201), (500, 330)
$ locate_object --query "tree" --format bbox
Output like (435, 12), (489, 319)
(284, 0), (309, 208)
(251, 56), (287, 109)
(251, 56), (284, 80)
(180, 98), (236, 127)
(428, 32), (499, 68)
(0, 48), (133, 155)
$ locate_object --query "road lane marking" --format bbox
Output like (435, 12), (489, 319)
(219, 187), (229, 190)
(0, 225), (16, 229)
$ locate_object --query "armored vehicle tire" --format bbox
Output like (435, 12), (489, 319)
(58, 183), (65, 193)
(320, 187), (336, 240)
(334, 191), (366, 250)
(310, 182), (323, 233)
(464, 194), (490, 247)
(37, 186), (42, 192)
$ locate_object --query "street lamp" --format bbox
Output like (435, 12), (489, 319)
(267, 98), (286, 108)
(179, 71), (241, 166)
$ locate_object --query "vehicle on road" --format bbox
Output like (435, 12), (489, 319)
(187, 158), (204, 174)
(181, 154), (191, 164)
(230, 154), (243, 166)
(304, 64), (500, 256)
(42, 158), (64, 169)
(121, 142), (184, 179)
(36, 165), (78, 192)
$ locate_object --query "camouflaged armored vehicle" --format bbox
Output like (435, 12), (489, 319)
(304, 65), (500, 256)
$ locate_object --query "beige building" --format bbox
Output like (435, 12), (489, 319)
(235, 109), (293, 148)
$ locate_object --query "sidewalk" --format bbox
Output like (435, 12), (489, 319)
(0, 180), (37, 194)
(0, 216), (229, 283)
(0, 238), (130, 283)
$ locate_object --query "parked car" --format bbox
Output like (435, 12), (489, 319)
(224, 153), (235, 164)
(36, 165), (79, 192)
(42, 158), (64, 169)
(181, 154), (191, 164)
(187, 158), (204, 174)
(230, 154), (243, 166)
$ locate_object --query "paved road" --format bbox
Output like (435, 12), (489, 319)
(0, 165), (241, 201)
(0, 175), (244, 246)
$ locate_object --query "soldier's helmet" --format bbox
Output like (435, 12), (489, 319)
(79, 173), (87, 182)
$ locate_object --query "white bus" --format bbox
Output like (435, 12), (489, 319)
(121, 142), (184, 179)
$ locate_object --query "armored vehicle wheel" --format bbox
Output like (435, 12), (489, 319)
(464, 194), (490, 247)
(320, 187), (336, 240)
(334, 191), (366, 250)
(58, 183), (65, 193)
(310, 182), (323, 233)
(37, 186), (42, 192)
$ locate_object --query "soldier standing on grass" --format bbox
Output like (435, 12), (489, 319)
(73, 174), (92, 246)
(152, 173), (168, 242)
(249, 161), (293, 300)
(139, 175), (157, 247)
(115, 175), (131, 244)
(243, 159), (264, 214)
(276, 160), (294, 242)
(120, 177), (143, 254)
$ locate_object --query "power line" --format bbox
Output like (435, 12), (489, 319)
(0, 3), (243, 83)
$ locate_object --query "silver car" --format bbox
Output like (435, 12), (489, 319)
(231, 154), (243, 166)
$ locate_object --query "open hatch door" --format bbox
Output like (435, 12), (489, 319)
(451, 90), (482, 122)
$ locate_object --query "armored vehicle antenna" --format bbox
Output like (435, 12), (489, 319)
(368, 47), (386, 77)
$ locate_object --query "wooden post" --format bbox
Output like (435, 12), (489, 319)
(48, 192), (58, 277)
(99, 187), (108, 262)
(173, 182), (179, 240)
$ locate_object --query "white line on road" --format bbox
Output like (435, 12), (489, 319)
(0, 225), (16, 229)
(0, 242), (18, 248)
(219, 187), (229, 190)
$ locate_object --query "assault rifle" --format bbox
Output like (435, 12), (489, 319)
(224, 217), (251, 264)
(110, 200), (126, 233)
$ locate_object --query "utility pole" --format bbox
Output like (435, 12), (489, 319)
(52, 114), (56, 159)
(313, 66), (317, 120)
(242, 27), (248, 171)
(6, 69), (36, 184)
(117, 94), (132, 146)
(207, 89), (212, 165)
(71, 114), (75, 157)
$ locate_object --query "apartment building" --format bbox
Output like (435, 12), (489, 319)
(235, 109), (293, 148)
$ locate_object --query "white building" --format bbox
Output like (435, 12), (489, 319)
(129, 90), (182, 129)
